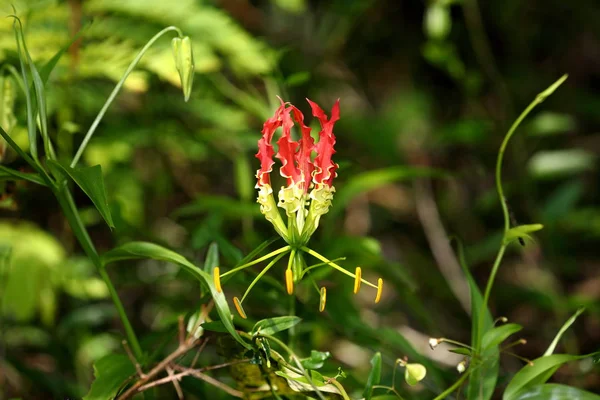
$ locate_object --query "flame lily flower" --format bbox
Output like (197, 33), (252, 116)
(215, 98), (383, 317)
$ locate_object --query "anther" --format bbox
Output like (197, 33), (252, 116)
(233, 297), (247, 319)
(319, 287), (327, 312)
(213, 267), (222, 293)
(375, 278), (383, 303)
(353, 267), (362, 294)
(285, 269), (294, 295)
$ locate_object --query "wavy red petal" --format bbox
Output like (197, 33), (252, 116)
(255, 103), (285, 187)
(275, 106), (301, 186)
(308, 99), (340, 186)
(290, 105), (314, 191)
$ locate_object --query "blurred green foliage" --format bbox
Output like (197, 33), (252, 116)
(1, 0), (600, 399)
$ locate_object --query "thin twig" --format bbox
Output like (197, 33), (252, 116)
(122, 340), (145, 378)
(117, 339), (199, 400)
(178, 315), (185, 346)
(188, 369), (244, 398)
(191, 338), (209, 368)
(166, 365), (184, 399)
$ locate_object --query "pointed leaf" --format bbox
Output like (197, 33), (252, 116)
(83, 354), (135, 400)
(503, 354), (590, 400)
(363, 352), (381, 400)
(203, 242), (219, 274)
(512, 384), (600, 400)
(40, 25), (88, 86)
(448, 348), (472, 356)
(48, 161), (114, 229)
(544, 307), (585, 356)
(482, 323), (523, 350)
(0, 165), (45, 185)
(101, 241), (250, 350)
(453, 237), (498, 400)
(252, 316), (301, 336)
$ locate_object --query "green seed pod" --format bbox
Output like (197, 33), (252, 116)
(171, 36), (195, 102)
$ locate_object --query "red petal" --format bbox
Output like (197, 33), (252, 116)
(290, 105), (314, 191)
(255, 101), (285, 187)
(275, 106), (301, 186)
(307, 99), (340, 186)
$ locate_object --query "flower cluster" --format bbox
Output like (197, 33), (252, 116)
(256, 97), (339, 245)
(214, 98), (383, 318)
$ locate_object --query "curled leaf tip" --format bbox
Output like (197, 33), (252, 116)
(353, 266), (362, 294)
(233, 297), (247, 319)
(213, 267), (222, 293)
(285, 268), (294, 295)
(375, 278), (383, 303)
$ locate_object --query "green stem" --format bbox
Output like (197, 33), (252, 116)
(301, 247), (377, 289)
(477, 244), (506, 350)
(70, 26), (183, 167)
(221, 246), (291, 277)
(329, 379), (351, 400)
(495, 74), (569, 233)
(53, 183), (142, 359)
(240, 252), (287, 302)
(495, 101), (539, 233)
(432, 370), (470, 400)
(476, 75), (568, 351)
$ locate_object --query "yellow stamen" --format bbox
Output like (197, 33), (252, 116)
(213, 267), (222, 293)
(233, 297), (247, 319)
(353, 266), (362, 294)
(285, 268), (294, 295)
(375, 278), (383, 303)
(319, 287), (327, 312)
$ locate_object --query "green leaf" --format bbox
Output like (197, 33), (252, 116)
(274, 370), (326, 387)
(482, 323), (523, 350)
(101, 241), (251, 350)
(203, 242), (219, 274)
(200, 321), (229, 333)
(301, 350), (331, 370)
(511, 384), (600, 400)
(363, 352), (381, 400)
(504, 224), (543, 245)
(0, 165), (45, 186)
(452, 237), (498, 400)
(48, 161), (114, 229)
(544, 307), (585, 356)
(252, 316), (301, 336)
(83, 354), (135, 400)
(404, 363), (426, 386)
(40, 25), (88, 86)
(503, 354), (590, 400)
(448, 348), (472, 356)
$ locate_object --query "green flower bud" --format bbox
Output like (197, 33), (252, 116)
(171, 36), (195, 102)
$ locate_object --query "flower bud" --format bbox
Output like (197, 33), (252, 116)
(171, 36), (195, 102)
(429, 338), (440, 350)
